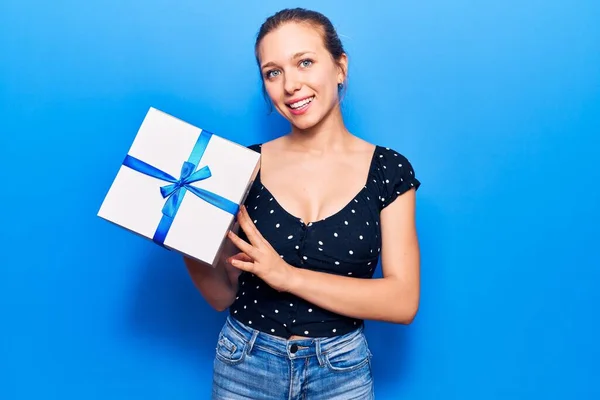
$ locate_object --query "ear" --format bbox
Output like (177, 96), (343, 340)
(337, 53), (348, 84)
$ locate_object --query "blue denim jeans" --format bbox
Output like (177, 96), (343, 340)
(212, 315), (375, 399)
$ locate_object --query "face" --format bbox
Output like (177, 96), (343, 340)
(257, 22), (347, 130)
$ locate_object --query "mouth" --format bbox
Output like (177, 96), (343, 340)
(286, 96), (315, 113)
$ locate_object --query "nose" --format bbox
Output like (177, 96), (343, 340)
(283, 74), (301, 95)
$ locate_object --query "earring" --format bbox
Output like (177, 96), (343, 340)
(338, 82), (344, 89)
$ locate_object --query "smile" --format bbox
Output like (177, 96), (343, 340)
(287, 96), (314, 110)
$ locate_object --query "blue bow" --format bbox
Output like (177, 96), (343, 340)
(122, 130), (239, 246)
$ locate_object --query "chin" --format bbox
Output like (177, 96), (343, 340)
(285, 109), (329, 131)
(289, 116), (321, 131)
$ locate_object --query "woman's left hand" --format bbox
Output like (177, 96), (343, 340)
(226, 205), (295, 292)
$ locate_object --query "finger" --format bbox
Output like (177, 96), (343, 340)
(227, 230), (259, 259)
(229, 252), (253, 262)
(228, 257), (255, 273)
(238, 206), (264, 246)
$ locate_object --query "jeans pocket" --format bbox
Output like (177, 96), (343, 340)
(324, 334), (372, 373)
(215, 328), (247, 365)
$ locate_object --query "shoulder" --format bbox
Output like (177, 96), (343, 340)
(371, 145), (421, 209)
(373, 146), (417, 172)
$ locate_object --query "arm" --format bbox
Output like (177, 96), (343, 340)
(286, 189), (420, 324)
(184, 223), (243, 311)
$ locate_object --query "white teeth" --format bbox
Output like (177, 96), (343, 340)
(289, 96), (314, 109)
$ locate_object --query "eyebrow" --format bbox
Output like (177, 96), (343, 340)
(261, 51), (316, 70)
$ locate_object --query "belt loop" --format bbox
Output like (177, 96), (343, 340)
(315, 338), (325, 367)
(246, 329), (259, 355)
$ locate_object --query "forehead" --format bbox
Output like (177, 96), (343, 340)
(258, 22), (326, 64)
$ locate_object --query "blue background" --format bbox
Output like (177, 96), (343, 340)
(1, 1), (599, 399)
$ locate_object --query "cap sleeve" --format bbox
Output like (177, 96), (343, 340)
(247, 143), (262, 153)
(378, 147), (421, 210)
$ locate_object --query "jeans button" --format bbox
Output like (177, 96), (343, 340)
(290, 344), (298, 353)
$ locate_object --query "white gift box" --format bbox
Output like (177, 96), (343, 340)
(98, 107), (261, 266)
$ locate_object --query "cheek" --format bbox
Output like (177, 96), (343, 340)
(264, 83), (278, 100)
(264, 83), (289, 114)
(264, 82), (289, 107)
(311, 72), (338, 99)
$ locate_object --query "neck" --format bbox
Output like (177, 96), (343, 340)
(287, 104), (351, 154)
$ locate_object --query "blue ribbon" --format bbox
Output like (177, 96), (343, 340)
(122, 130), (239, 246)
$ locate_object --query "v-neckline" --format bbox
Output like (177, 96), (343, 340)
(255, 145), (380, 227)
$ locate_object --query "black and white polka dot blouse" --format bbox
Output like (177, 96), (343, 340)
(228, 143), (421, 338)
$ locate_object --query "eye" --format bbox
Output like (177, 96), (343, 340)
(265, 69), (281, 79)
(299, 59), (313, 68)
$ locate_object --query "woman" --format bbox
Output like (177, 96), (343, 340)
(184, 7), (421, 399)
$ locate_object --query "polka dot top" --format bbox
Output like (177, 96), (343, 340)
(228, 143), (421, 338)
